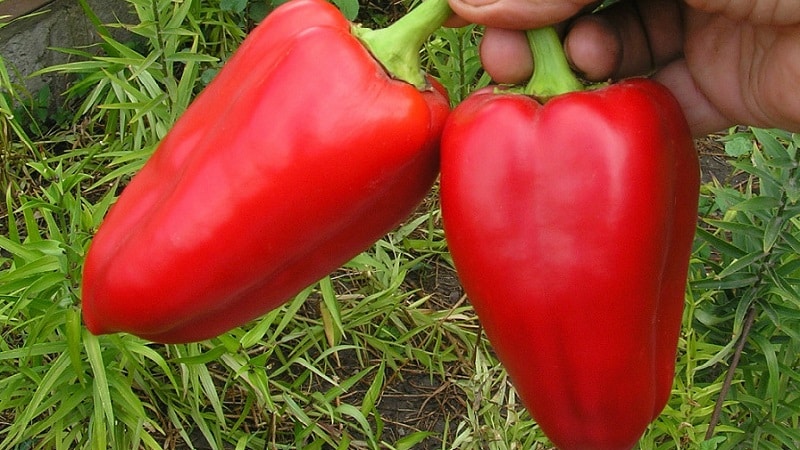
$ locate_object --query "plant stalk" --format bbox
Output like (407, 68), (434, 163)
(524, 27), (584, 100)
(705, 306), (757, 440)
(353, 0), (452, 89)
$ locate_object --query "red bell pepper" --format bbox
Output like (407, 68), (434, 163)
(440, 28), (699, 449)
(81, 0), (452, 343)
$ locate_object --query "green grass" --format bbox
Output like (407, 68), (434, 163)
(1, 0), (799, 449)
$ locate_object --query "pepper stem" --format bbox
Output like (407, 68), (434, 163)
(353, 0), (452, 89)
(524, 27), (584, 100)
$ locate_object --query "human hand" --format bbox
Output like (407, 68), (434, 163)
(448, 0), (800, 137)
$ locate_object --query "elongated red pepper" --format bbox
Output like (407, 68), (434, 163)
(82, 0), (451, 343)
(441, 28), (699, 449)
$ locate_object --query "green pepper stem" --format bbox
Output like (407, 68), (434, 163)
(524, 27), (584, 100)
(353, 0), (452, 89)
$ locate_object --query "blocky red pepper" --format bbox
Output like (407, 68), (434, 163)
(440, 28), (700, 449)
(81, 0), (452, 343)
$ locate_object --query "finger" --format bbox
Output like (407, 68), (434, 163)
(563, 16), (621, 81)
(445, 14), (471, 28)
(448, 0), (595, 29)
(684, 0), (800, 25)
(479, 27), (533, 84)
(653, 60), (730, 137)
(565, 0), (684, 79)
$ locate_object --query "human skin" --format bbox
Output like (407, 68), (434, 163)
(447, 0), (800, 137)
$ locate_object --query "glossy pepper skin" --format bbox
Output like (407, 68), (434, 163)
(441, 79), (699, 449)
(81, 0), (450, 343)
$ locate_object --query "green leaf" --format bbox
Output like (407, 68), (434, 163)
(12, 352), (70, 432)
(0, 255), (63, 291)
(776, 257), (800, 277)
(394, 431), (435, 450)
(360, 362), (384, 416)
(749, 334), (781, 418)
(752, 128), (790, 162)
(85, 333), (115, 446)
(767, 270), (800, 308)
(0, 342), (68, 362)
(695, 227), (748, 259)
(691, 274), (760, 290)
(694, 298), (754, 372)
(780, 230), (800, 254)
(763, 216), (785, 252)
(64, 307), (86, 385)
(165, 51), (219, 63)
(171, 345), (229, 365)
(196, 363), (226, 424)
(703, 218), (763, 239)
(699, 436), (728, 449)
(723, 133), (754, 157)
(220, 0), (248, 13)
(331, 0), (359, 20)
(319, 276), (344, 347)
(249, 2), (270, 22)
(716, 251), (767, 279)
(730, 196), (781, 212)
(336, 404), (374, 441)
